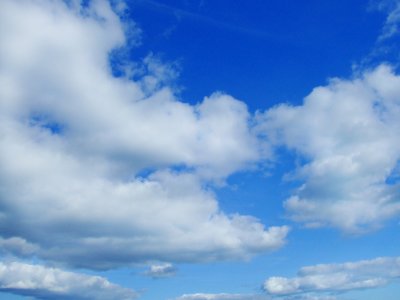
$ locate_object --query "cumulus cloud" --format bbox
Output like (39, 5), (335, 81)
(256, 64), (400, 233)
(264, 256), (400, 296)
(0, 261), (138, 300)
(0, 0), (288, 270)
(145, 263), (176, 278)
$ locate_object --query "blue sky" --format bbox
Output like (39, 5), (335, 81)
(0, 0), (400, 300)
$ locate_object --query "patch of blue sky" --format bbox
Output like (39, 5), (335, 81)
(127, 0), (386, 109)
(29, 115), (64, 135)
(0, 293), (25, 300)
(386, 160), (400, 185)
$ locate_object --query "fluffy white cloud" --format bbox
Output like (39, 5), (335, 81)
(257, 65), (400, 233)
(264, 256), (400, 296)
(0, 261), (138, 300)
(0, 0), (288, 270)
(145, 263), (176, 278)
(0, 0), (262, 180)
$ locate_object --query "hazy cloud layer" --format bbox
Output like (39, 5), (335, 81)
(0, 0), (288, 271)
(174, 292), (337, 300)
(175, 293), (268, 300)
(0, 261), (138, 300)
(257, 65), (400, 233)
(264, 256), (400, 296)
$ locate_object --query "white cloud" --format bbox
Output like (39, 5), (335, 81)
(175, 293), (269, 300)
(284, 296), (337, 300)
(145, 263), (176, 278)
(264, 256), (400, 296)
(0, 0), (262, 180)
(174, 292), (337, 300)
(375, 0), (400, 40)
(0, 0), (288, 270)
(256, 64), (400, 233)
(0, 261), (138, 300)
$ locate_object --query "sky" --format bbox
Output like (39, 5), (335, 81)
(0, 0), (400, 300)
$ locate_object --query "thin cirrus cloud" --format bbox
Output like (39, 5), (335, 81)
(375, 0), (400, 40)
(132, 0), (285, 41)
(0, 0), (288, 271)
(0, 261), (138, 300)
(264, 256), (400, 297)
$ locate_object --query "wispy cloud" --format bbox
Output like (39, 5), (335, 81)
(132, 0), (288, 41)
(264, 256), (400, 296)
(145, 263), (176, 278)
(374, 0), (400, 41)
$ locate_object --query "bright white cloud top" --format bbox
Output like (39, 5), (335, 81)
(0, 0), (288, 271)
(257, 65), (400, 233)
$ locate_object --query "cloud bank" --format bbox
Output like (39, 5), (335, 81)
(264, 256), (400, 296)
(174, 291), (337, 300)
(177, 256), (400, 300)
(0, 0), (288, 271)
(0, 261), (138, 300)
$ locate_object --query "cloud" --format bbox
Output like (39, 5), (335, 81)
(174, 292), (337, 300)
(375, 0), (400, 40)
(256, 64), (400, 233)
(0, 261), (138, 300)
(264, 256), (400, 296)
(282, 296), (337, 300)
(0, 0), (288, 270)
(145, 263), (176, 278)
(175, 293), (269, 300)
(0, 237), (39, 257)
